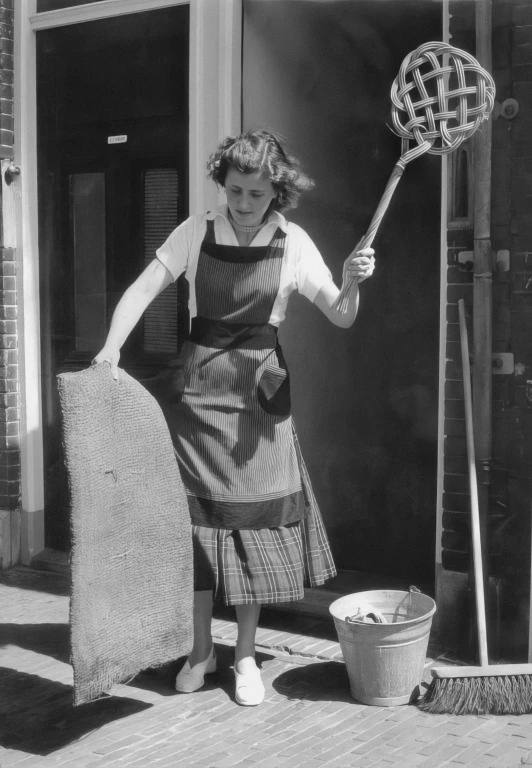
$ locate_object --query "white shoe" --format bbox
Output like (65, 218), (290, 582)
(175, 647), (217, 693)
(234, 664), (265, 706)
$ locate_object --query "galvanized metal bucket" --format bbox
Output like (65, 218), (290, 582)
(329, 588), (436, 706)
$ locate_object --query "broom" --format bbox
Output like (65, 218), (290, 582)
(419, 299), (532, 715)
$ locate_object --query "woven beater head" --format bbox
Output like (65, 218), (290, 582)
(390, 41), (496, 165)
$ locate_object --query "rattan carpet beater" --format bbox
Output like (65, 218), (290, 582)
(334, 40), (495, 312)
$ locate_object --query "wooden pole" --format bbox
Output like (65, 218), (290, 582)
(459, 300), (490, 667)
(473, 0), (493, 655)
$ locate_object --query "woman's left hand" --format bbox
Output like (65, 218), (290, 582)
(343, 247), (376, 284)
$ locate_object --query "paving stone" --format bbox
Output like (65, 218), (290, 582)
(236, 756), (286, 768)
(307, 737), (360, 763)
(285, 759), (327, 768)
(450, 756), (496, 768)
(384, 706), (421, 722)
(513, 725), (532, 741)
(91, 734), (146, 755)
(416, 736), (454, 757)
(352, 719), (410, 744)
(275, 735), (326, 756)
(322, 756), (370, 768)
(220, 755), (263, 768)
(472, 726), (515, 745)
(385, 732), (422, 750)
(396, 756), (432, 768)
(451, 743), (494, 764)
(485, 736), (526, 757)
(446, 720), (490, 739)
(489, 747), (530, 767)
(368, 762), (398, 768)
(419, 743), (473, 768)
(0, 755), (42, 767)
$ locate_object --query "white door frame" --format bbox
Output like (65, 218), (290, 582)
(13, 0), (242, 563)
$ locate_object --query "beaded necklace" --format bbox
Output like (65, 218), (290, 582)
(228, 210), (266, 234)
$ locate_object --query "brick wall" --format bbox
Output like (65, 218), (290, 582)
(438, 0), (532, 659)
(0, 0), (19, 570)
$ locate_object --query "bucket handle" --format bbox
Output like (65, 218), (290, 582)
(388, 586), (422, 623)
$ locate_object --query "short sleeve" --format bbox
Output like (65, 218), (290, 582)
(156, 215), (201, 281)
(292, 225), (335, 302)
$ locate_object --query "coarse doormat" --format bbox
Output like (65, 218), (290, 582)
(57, 363), (193, 706)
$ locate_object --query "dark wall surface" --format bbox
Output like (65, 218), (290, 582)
(243, 0), (442, 583)
(440, 0), (532, 660)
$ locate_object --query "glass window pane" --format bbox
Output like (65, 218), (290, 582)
(70, 173), (107, 352)
(38, 0), (108, 10)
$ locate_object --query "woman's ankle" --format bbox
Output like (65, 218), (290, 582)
(234, 653), (257, 674)
(188, 639), (213, 664)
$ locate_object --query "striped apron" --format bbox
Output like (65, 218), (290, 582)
(171, 220), (336, 605)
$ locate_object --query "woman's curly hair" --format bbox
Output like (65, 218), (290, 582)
(206, 130), (314, 212)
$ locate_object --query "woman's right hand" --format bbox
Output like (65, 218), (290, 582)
(92, 346), (120, 381)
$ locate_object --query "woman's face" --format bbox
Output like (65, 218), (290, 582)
(224, 167), (276, 228)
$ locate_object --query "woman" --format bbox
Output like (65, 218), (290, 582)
(94, 130), (375, 706)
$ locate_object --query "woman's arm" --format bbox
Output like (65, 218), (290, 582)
(93, 259), (174, 378)
(313, 247), (375, 328)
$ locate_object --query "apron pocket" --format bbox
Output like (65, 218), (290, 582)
(257, 363), (291, 419)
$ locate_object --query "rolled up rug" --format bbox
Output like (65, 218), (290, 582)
(57, 363), (193, 706)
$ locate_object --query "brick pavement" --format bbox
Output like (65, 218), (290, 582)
(2, 566), (532, 768)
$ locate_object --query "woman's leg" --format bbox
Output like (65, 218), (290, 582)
(175, 589), (215, 692)
(233, 603), (265, 705)
(234, 603), (261, 673)
(188, 589), (214, 665)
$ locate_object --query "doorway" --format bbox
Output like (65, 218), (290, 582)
(37, 6), (189, 549)
(243, 0), (442, 588)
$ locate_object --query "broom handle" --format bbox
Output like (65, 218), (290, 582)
(458, 299), (489, 667)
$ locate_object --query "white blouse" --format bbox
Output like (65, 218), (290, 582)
(156, 205), (334, 326)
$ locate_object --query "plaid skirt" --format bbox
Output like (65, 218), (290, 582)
(192, 504), (336, 605)
(191, 425), (336, 605)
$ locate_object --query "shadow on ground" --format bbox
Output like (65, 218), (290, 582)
(1, 627), (256, 754)
(272, 660), (352, 703)
(0, 667), (152, 755)
(129, 644), (274, 705)
(0, 566), (70, 597)
(273, 660), (431, 708)
(0, 623), (70, 664)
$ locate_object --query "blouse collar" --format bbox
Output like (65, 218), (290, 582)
(206, 204), (289, 234)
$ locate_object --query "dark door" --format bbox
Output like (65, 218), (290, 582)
(243, 0), (442, 586)
(37, 7), (189, 550)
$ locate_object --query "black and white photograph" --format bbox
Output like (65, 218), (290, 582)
(1, 0), (532, 766)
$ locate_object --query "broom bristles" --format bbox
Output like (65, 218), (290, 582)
(419, 674), (532, 715)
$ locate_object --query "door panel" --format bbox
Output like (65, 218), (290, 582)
(70, 172), (107, 351)
(37, 7), (189, 549)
